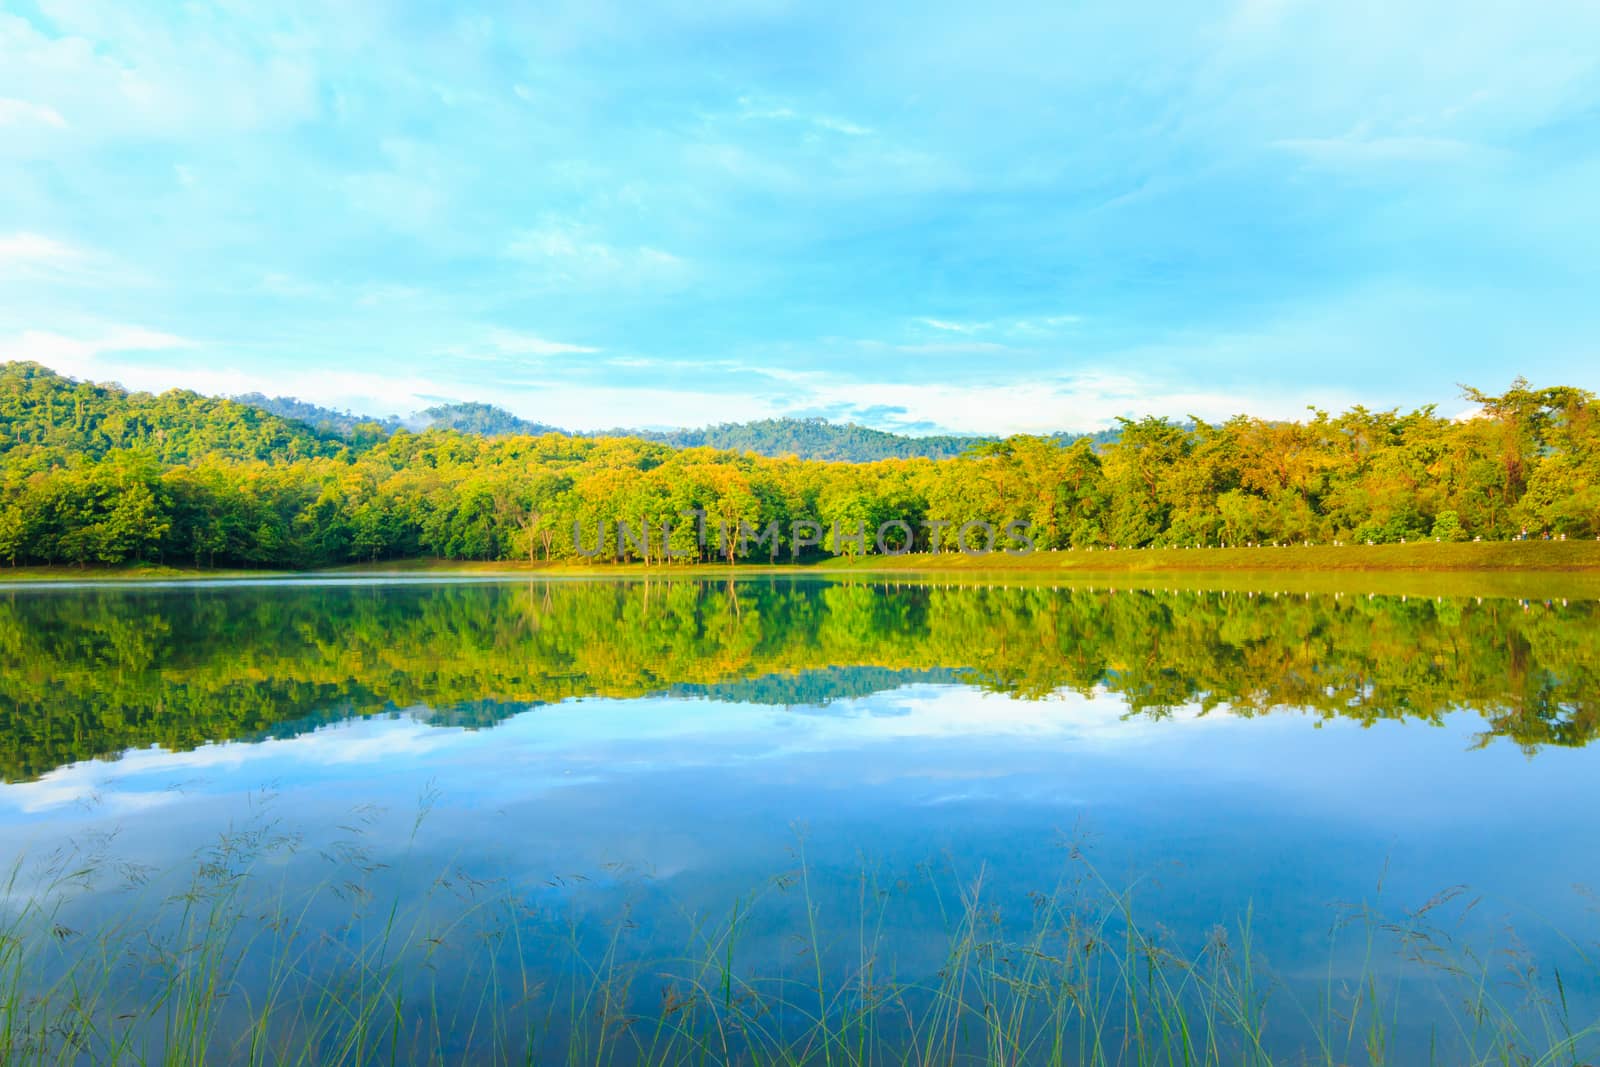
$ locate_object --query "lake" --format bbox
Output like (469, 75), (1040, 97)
(2, 576), (1597, 1065)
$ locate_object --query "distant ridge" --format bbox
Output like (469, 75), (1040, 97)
(233, 393), (403, 438)
(417, 401), (564, 438)
(624, 417), (987, 461)
(0, 362), (1117, 467)
(232, 394), (1119, 461)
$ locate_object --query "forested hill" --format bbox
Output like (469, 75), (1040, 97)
(418, 401), (565, 437)
(2, 362), (342, 467)
(235, 395), (564, 440)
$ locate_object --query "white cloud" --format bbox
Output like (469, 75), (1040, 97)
(5, 326), (195, 379)
(0, 232), (144, 287)
(0, 232), (84, 267)
(505, 221), (689, 290)
(0, 96), (67, 127)
(488, 328), (598, 356)
(813, 116), (872, 137)
(918, 318), (987, 334)
(1010, 315), (1081, 333)
(489, 380), (787, 430)
(881, 341), (1011, 355)
(920, 316), (1082, 338)
(1275, 134), (1488, 169)
(734, 96), (873, 137)
(3, 323), (1355, 436)
(2, 331), (458, 416)
(0, 6), (319, 145)
(772, 373), (1330, 435)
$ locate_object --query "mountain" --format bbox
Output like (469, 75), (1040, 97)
(626, 417), (991, 461)
(230, 393), (1009, 460)
(4, 365), (1105, 465)
(418, 402), (565, 437)
(1050, 427), (1126, 449)
(234, 393), (404, 438)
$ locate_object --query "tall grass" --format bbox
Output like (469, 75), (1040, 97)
(1, 812), (1594, 1066)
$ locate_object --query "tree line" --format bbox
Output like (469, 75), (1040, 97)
(1, 360), (1596, 568)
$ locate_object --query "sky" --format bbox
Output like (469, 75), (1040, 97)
(2, 0), (1598, 435)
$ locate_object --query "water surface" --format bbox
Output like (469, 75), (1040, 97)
(2, 577), (1597, 1063)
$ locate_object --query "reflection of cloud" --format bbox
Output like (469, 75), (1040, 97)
(0, 685), (1236, 818)
(3, 718), (461, 815)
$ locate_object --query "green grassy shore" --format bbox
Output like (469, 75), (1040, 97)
(4, 540), (1600, 598)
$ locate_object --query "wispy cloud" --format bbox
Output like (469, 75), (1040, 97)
(505, 221), (689, 290)
(0, 97), (66, 128)
(1009, 315), (1081, 333)
(1274, 134), (1489, 169)
(734, 96), (873, 137)
(0, 232), (146, 288)
(3, 325), (195, 381)
(0, 5), (319, 143)
(0, 232), (84, 268)
(1, 0), (1596, 423)
(919, 316), (1081, 337)
(918, 318), (987, 334)
(868, 340), (1012, 355)
(777, 372), (1342, 436)
(487, 328), (599, 356)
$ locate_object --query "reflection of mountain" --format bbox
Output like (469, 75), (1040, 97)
(244, 669), (954, 750)
(671, 667), (962, 708)
(1, 580), (1596, 781)
(249, 698), (546, 744)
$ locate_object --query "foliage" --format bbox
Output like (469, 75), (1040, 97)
(4, 364), (1599, 568)
(0, 362), (340, 470)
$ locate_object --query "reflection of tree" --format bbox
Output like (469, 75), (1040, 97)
(1, 581), (1595, 781)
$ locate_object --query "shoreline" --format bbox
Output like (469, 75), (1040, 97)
(3, 541), (1599, 599)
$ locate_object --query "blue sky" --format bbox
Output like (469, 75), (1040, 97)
(2, 0), (1597, 434)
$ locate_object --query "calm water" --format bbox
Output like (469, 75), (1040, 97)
(2, 577), (1598, 1063)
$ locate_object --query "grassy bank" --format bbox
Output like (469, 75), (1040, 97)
(820, 539), (1600, 599)
(818, 538), (1600, 573)
(321, 539), (1600, 575)
(0, 563), (287, 583)
(320, 543), (1600, 599)
(4, 541), (1599, 598)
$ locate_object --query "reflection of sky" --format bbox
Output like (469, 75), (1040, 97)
(5, 683), (1597, 917)
(4, 681), (1599, 1056)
